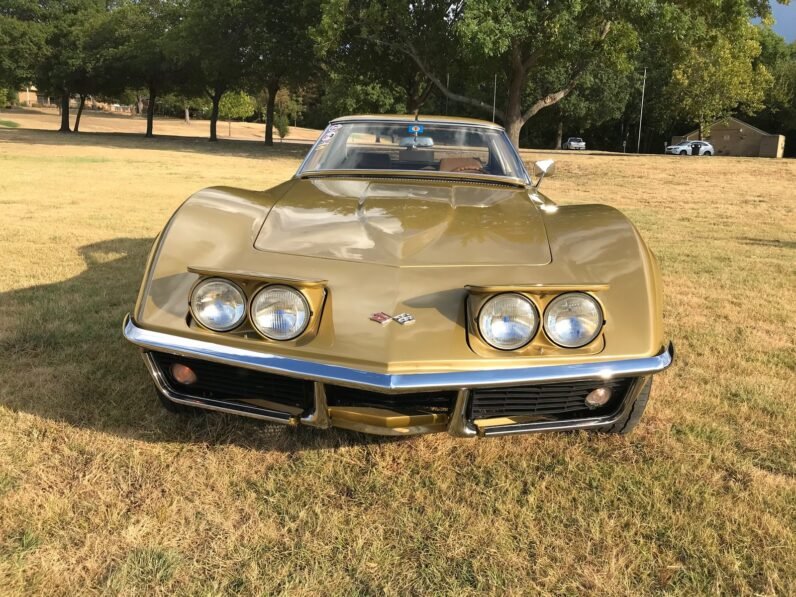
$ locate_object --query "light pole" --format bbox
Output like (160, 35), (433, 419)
(637, 67), (647, 153)
(445, 73), (449, 115)
(492, 74), (497, 122)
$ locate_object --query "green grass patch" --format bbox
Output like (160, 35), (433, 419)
(0, 119), (19, 128)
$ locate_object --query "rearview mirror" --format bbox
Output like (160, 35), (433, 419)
(532, 159), (556, 188)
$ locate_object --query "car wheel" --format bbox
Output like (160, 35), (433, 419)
(703, 151), (711, 156)
(679, 150), (687, 155)
(600, 378), (652, 435)
(155, 385), (202, 415)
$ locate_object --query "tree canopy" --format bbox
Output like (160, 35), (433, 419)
(0, 0), (792, 152)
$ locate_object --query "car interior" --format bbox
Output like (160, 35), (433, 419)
(340, 149), (491, 174)
(304, 123), (525, 180)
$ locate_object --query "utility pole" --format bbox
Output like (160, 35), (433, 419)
(492, 74), (497, 122)
(637, 67), (647, 153)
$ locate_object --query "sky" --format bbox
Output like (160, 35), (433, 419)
(771, 2), (795, 42)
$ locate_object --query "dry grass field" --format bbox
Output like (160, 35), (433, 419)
(0, 118), (794, 595)
(0, 106), (321, 143)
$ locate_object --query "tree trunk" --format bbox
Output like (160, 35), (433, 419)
(264, 80), (279, 146)
(555, 119), (563, 149)
(59, 92), (71, 133)
(406, 81), (434, 115)
(184, 106), (190, 124)
(209, 89), (222, 142)
(504, 85), (524, 148)
(505, 119), (523, 148)
(503, 56), (526, 148)
(145, 87), (156, 138)
(74, 94), (86, 133)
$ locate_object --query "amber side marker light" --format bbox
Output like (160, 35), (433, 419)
(171, 363), (197, 385)
(585, 387), (612, 409)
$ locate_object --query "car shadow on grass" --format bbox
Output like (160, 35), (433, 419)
(0, 237), (404, 452)
(0, 128), (311, 160)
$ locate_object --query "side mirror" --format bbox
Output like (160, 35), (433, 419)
(532, 159), (556, 188)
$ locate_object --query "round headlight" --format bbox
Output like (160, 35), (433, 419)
(190, 278), (246, 332)
(477, 293), (539, 350)
(544, 292), (603, 348)
(251, 285), (310, 340)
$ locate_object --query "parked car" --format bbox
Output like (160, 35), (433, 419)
(666, 140), (714, 155)
(563, 137), (586, 150)
(124, 115), (673, 438)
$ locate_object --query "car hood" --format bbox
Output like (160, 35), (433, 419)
(254, 177), (551, 267)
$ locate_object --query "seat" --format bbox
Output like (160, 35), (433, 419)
(438, 157), (484, 173)
(350, 151), (391, 169)
(400, 149), (435, 164)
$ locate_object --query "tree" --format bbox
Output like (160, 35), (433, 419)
(174, 0), (251, 142)
(335, 0), (625, 147)
(243, 0), (321, 145)
(0, 1), (46, 104)
(314, 0), (449, 116)
(31, 0), (107, 132)
(327, 0), (785, 148)
(274, 111), (289, 142)
(218, 90), (254, 136)
(99, 0), (181, 138)
(664, 25), (772, 136)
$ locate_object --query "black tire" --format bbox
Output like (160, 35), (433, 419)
(703, 151), (711, 156)
(679, 150), (687, 156)
(600, 379), (652, 435)
(155, 385), (201, 415)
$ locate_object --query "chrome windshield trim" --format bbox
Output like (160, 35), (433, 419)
(124, 315), (673, 394)
(329, 117), (505, 131)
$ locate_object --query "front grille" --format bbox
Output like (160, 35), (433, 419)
(325, 385), (456, 413)
(469, 377), (634, 420)
(150, 351), (314, 410)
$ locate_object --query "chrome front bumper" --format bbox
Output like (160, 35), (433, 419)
(124, 315), (674, 437)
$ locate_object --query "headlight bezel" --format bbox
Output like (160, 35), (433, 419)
(250, 284), (312, 341)
(542, 291), (604, 349)
(189, 277), (247, 332)
(476, 292), (540, 351)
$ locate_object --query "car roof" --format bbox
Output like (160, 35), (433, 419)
(330, 114), (505, 131)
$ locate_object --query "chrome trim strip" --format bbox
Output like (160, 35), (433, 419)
(329, 117), (505, 131)
(301, 382), (332, 429)
(142, 352), (299, 425)
(125, 315), (673, 393)
(447, 389), (477, 437)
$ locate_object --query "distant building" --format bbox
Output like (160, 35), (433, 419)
(672, 116), (785, 159)
(17, 86), (52, 107)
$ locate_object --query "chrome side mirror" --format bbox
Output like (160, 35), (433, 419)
(532, 159), (556, 188)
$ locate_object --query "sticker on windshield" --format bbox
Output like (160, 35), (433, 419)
(319, 124), (341, 145)
(408, 124), (424, 134)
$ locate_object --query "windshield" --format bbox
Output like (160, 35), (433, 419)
(298, 121), (529, 183)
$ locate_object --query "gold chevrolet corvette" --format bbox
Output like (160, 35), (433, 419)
(124, 115), (673, 437)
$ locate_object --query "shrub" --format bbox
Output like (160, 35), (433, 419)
(275, 112), (290, 142)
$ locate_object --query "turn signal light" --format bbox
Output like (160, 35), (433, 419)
(584, 387), (611, 409)
(171, 363), (197, 385)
